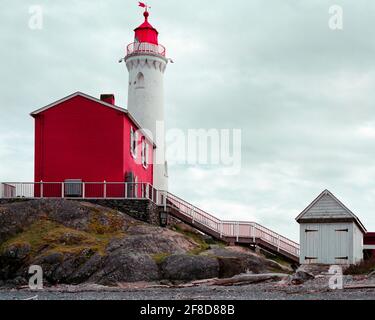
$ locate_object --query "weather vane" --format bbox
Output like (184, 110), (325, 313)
(138, 2), (151, 12)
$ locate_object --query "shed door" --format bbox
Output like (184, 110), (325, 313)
(304, 227), (319, 264)
(333, 227), (350, 264)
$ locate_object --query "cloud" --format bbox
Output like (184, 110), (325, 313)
(1, 1), (375, 241)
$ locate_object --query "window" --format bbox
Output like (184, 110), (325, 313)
(130, 127), (138, 158)
(141, 138), (149, 168)
(135, 72), (145, 89)
(64, 179), (82, 198)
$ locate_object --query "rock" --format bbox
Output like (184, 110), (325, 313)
(297, 264), (331, 276)
(161, 254), (219, 281)
(217, 257), (248, 279)
(201, 246), (291, 274)
(70, 254), (104, 283)
(2, 243), (31, 260)
(214, 273), (289, 286)
(32, 252), (64, 283)
(107, 234), (194, 255)
(0, 243), (31, 280)
(7, 276), (28, 287)
(37, 252), (64, 265)
(92, 252), (160, 285)
(290, 270), (315, 285)
(52, 255), (88, 284)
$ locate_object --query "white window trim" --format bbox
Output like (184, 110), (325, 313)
(130, 127), (137, 159)
(146, 142), (149, 167)
(142, 139), (149, 169)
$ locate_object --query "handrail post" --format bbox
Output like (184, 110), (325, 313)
(236, 222), (239, 242)
(191, 208), (195, 224)
(124, 182), (128, 199)
(145, 183), (149, 200)
(220, 222), (223, 238)
(82, 182), (85, 199)
(103, 180), (107, 199)
(252, 224), (256, 243)
(61, 182), (64, 198)
(40, 180), (43, 198)
(164, 192), (167, 212)
(277, 235), (280, 252)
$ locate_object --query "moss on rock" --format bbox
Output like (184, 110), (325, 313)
(0, 218), (125, 258)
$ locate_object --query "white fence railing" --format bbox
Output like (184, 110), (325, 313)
(126, 42), (166, 57)
(0, 182), (164, 203)
(0, 182), (299, 258)
(161, 191), (300, 258)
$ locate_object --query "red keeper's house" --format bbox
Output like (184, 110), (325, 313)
(31, 92), (154, 198)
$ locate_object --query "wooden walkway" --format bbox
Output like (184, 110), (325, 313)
(163, 192), (300, 263)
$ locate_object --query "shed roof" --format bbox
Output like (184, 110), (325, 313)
(295, 189), (367, 233)
(30, 91), (156, 147)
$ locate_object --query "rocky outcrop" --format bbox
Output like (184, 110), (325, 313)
(91, 253), (159, 285)
(160, 255), (220, 281)
(0, 200), (294, 287)
(201, 246), (292, 275)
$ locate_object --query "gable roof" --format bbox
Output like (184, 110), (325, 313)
(30, 91), (128, 116)
(296, 189), (366, 233)
(30, 92), (156, 147)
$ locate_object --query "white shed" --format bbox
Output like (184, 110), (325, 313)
(296, 190), (366, 265)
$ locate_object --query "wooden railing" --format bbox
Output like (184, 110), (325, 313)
(0, 182), (299, 258)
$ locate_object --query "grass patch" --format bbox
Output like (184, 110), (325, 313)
(152, 253), (171, 264)
(172, 225), (210, 255)
(88, 210), (125, 234)
(344, 257), (375, 275)
(0, 218), (125, 257)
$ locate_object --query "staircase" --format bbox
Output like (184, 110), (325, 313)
(160, 192), (300, 263)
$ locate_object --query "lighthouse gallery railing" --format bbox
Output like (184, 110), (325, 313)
(126, 42), (166, 57)
(0, 181), (300, 258)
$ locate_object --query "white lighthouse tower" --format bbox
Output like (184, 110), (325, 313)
(124, 8), (169, 191)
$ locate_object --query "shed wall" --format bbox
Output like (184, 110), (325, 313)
(300, 222), (358, 265)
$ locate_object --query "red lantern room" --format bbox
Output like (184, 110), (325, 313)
(134, 11), (159, 45)
(125, 6), (166, 58)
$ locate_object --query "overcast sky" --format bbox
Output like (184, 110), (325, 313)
(1, 0), (375, 241)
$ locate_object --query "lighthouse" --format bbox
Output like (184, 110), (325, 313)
(124, 7), (169, 191)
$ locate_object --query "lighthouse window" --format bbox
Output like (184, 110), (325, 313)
(136, 72), (145, 89)
(130, 127), (137, 158)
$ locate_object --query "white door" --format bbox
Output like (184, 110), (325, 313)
(304, 225), (319, 264)
(321, 224), (350, 264)
(333, 226), (350, 264)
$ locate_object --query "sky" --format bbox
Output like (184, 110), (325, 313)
(1, 0), (375, 241)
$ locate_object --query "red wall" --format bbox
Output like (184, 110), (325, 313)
(364, 233), (375, 245)
(123, 117), (153, 185)
(34, 95), (153, 197)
